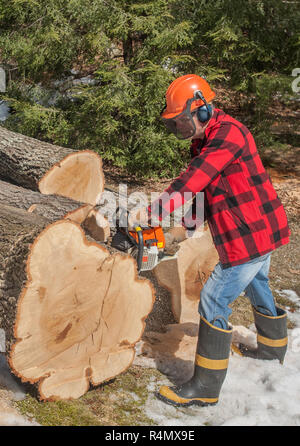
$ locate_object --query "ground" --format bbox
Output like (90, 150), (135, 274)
(0, 165), (298, 426)
(0, 117), (299, 425)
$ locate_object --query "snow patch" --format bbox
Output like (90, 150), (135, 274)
(144, 343), (300, 426)
(0, 412), (38, 427)
(277, 289), (300, 305)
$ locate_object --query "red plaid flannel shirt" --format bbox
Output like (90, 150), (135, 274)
(148, 109), (290, 268)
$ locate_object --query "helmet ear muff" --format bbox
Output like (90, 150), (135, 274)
(196, 104), (212, 122)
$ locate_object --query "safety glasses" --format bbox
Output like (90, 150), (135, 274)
(161, 90), (210, 140)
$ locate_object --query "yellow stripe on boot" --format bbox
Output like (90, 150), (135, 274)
(257, 335), (288, 348)
(195, 354), (229, 370)
(158, 385), (218, 405)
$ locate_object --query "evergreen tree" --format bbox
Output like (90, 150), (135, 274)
(0, 0), (299, 176)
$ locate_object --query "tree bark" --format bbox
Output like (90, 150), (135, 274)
(0, 126), (104, 205)
(0, 205), (154, 401)
(0, 205), (50, 354)
(123, 35), (134, 65)
(0, 179), (93, 223)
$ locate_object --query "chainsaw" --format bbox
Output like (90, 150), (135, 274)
(111, 207), (176, 272)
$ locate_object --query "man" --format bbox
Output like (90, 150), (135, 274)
(130, 74), (290, 408)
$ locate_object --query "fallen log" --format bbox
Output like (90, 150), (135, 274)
(82, 209), (111, 242)
(153, 228), (219, 324)
(0, 126), (104, 204)
(0, 179), (93, 224)
(0, 205), (154, 400)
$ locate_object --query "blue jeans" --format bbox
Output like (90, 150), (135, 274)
(199, 253), (277, 329)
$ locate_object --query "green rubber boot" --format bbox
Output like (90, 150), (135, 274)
(156, 316), (232, 407)
(234, 306), (288, 364)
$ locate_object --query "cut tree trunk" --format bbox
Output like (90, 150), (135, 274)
(0, 126), (104, 204)
(82, 209), (110, 242)
(0, 205), (154, 401)
(153, 228), (219, 324)
(0, 179), (93, 224)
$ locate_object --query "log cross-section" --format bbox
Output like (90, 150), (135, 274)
(0, 126), (104, 205)
(0, 205), (154, 401)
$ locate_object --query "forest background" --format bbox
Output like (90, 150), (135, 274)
(0, 0), (299, 177)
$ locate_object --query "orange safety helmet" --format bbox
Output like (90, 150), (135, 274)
(161, 74), (215, 139)
(162, 74), (215, 119)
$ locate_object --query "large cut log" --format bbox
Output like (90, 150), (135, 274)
(0, 205), (154, 400)
(0, 179), (93, 224)
(0, 126), (104, 204)
(153, 228), (219, 324)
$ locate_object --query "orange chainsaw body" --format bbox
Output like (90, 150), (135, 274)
(128, 226), (165, 250)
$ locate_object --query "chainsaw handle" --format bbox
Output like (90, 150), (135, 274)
(116, 207), (138, 247)
(115, 207), (148, 272)
(135, 227), (144, 272)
